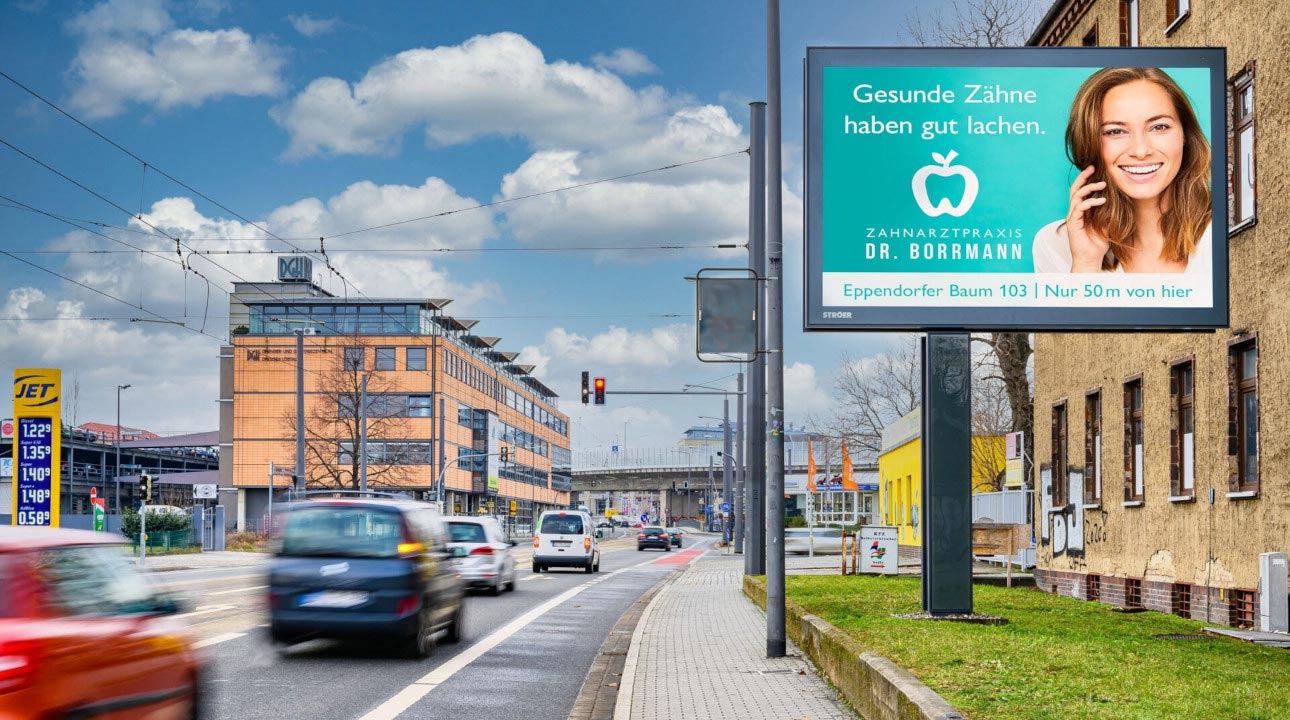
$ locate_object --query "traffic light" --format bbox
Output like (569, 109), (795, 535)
(499, 445), (509, 463)
(139, 473), (153, 504)
(581, 371), (590, 405)
(594, 377), (606, 405)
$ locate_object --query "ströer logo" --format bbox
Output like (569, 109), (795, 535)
(911, 150), (978, 217)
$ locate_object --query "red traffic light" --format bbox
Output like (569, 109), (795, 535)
(594, 377), (606, 405)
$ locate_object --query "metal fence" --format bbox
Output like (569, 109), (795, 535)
(128, 529), (200, 553)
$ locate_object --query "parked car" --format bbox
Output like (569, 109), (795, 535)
(784, 527), (846, 555)
(595, 519), (614, 529)
(665, 527), (683, 547)
(615, 517), (631, 528)
(637, 526), (670, 552)
(266, 496), (465, 658)
(0, 526), (205, 718)
(532, 510), (600, 573)
(446, 516), (517, 596)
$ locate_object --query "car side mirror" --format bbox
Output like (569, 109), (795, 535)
(451, 546), (468, 558)
(148, 592), (186, 616)
(509, 540), (517, 547)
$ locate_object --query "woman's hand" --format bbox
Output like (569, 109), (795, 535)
(1066, 166), (1110, 272)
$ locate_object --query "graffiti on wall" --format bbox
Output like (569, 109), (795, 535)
(1051, 470), (1085, 558)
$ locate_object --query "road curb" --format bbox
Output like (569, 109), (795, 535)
(743, 576), (964, 720)
(566, 571), (674, 720)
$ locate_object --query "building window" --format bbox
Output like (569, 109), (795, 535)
(343, 347), (364, 372)
(1124, 578), (1143, 609)
(408, 395), (433, 418)
(406, 347), (426, 371)
(1231, 67), (1256, 227)
(1229, 338), (1258, 493)
(1172, 583), (1192, 618)
(1123, 378), (1144, 502)
(1081, 22), (1097, 46)
(1230, 589), (1256, 628)
(1051, 401), (1068, 506)
(1119, 0), (1139, 45)
(1166, 0), (1190, 33)
(1170, 360), (1195, 499)
(1084, 390), (1102, 505)
(1086, 574), (1101, 602)
(375, 347), (396, 371)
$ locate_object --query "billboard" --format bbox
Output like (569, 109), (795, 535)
(805, 47), (1228, 330)
(12, 369), (61, 527)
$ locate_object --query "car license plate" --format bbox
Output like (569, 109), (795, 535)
(299, 591), (368, 608)
(552, 540), (571, 547)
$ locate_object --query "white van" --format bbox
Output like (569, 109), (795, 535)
(532, 510), (600, 574)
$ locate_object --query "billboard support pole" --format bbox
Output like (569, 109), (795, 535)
(921, 332), (974, 615)
(746, 102), (767, 578)
(766, 0), (787, 659)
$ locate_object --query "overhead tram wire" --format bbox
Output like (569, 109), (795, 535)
(2, 67), (745, 309)
(0, 242), (743, 256)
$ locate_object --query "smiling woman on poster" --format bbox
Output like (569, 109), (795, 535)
(1032, 67), (1212, 274)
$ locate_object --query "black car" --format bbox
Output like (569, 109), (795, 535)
(637, 526), (670, 551)
(266, 495), (465, 658)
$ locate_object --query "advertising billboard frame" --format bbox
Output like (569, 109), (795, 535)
(804, 46), (1229, 332)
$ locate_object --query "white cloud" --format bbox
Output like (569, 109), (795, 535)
(784, 362), (832, 418)
(287, 14), (338, 37)
(274, 31), (668, 158)
(591, 48), (658, 76)
(66, 0), (285, 119)
(534, 325), (691, 370)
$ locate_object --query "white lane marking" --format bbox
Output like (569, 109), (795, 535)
(193, 632), (246, 649)
(359, 567), (632, 720)
(207, 585), (268, 596)
(173, 604), (236, 619)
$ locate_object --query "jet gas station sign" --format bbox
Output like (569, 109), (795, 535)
(804, 47), (1227, 331)
(12, 368), (61, 527)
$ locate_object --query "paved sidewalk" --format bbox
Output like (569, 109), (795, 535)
(142, 550), (270, 571)
(617, 554), (858, 720)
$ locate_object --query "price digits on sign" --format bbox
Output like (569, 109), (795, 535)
(16, 418), (55, 527)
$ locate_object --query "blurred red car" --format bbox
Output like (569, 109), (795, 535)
(0, 526), (205, 719)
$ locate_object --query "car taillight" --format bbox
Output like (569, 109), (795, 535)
(0, 640), (39, 694)
(533, 537), (540, 549)
(637, 533), (646, 539)
(583, 537), (591, 551)
(470, 546), (495, 556)
(395, 595), (420, 617)
(267, 592), (280, 610)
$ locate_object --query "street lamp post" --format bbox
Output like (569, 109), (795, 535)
(115, 384), (131, 514)
(270, 318), (326, 495)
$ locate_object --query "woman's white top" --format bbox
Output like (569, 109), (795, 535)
(1032, 220), (1212, 275)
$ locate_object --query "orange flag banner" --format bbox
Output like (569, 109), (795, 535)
(841, 441), (859, 491)
(807, 441), (817, 492)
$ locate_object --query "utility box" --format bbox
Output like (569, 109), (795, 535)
(1259, 552), (1288, 633)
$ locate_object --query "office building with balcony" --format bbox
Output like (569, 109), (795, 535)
(219, 268), (571, 532)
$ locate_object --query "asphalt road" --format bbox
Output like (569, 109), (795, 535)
(150, 533), (715, 720)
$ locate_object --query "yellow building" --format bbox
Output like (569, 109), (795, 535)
(877, 408), (1005, 546)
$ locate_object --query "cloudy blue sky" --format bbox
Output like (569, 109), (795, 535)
(0, 0), (982, 453)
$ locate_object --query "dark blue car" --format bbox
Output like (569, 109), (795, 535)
(267, 496), (465, 658)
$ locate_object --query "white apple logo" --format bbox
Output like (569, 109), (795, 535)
(911, 150), (979, 218)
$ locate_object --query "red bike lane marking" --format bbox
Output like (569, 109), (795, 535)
(649, 548), (705, 566)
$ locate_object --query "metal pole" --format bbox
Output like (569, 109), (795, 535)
(735, 372), (746, 553)
(765, 0), (787, 658)
(723, 399), (733, 544)
(114, 386), (122, 514)
(707, 456), (715, 532)
(747, 101), (767, 578)
(268, 461), (274, 529)
(295, 329), (306, 493)
(438, 397), (447, 511)
(359, 373), (369, 492)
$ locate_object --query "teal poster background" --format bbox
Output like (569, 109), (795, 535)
(821, 66), (1211, 273)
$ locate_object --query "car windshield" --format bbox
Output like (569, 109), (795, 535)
(540, 515), (584, 535)
(34, 545), (158, 616)
(447, 522), (489, 544)
(280, 505), (406, 558)
(643, 527), (664, 535)
(0, 556), (11, 617)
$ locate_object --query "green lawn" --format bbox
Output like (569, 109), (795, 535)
(784, 575), (1289, 720)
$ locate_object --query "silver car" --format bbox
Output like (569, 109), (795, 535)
(447, 517), (518, 595)
(784, 527), (846, 554)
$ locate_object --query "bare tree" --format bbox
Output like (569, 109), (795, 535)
(813, 335), (922, 463)
(904, 0), (1039, 48)
(283, 339), (423, 490)
(904, 0), (1038, 487)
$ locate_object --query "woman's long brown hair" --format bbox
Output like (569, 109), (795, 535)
(1065, 67), (1211, 270)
